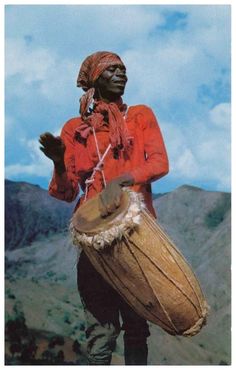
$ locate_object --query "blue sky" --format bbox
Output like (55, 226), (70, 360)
(5, 4), (231, 194)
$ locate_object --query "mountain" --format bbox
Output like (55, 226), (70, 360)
(5, 179), (75, 250)
(5, 181), (231, 365)
(148, 185), (231, 365)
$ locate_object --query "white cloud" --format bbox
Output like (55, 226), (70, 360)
(5, 163), (49, 178)
(5, 5), (230, 109)
(161, 120), (200, 181)
(5, 6), (165, 54)
(5, 5), (231, 191)
(5, 37), (78, 105)
(5, 38), (55, 83)
(173, 148), (199, 179)
(6, 125), (63, 178)
(121, 5), (230, 108)
(5, 136), (54, 178)
(209, 103), (231, 129)
(76, 6), (165, 43)
(5, 115), (16, 135)
(168, 5), (230, 65)
(123, 43), (199, 106)
(160, 101), (231, 190)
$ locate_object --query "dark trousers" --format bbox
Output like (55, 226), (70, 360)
(77, 251), (150, 365)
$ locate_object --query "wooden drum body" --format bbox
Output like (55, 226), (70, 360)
(70, 189), (209, 336)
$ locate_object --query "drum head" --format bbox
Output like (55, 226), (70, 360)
(71, 191), (131, 235)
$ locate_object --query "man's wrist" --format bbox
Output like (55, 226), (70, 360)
(118, 173), (135, 187)
(54, 160), (66, 175)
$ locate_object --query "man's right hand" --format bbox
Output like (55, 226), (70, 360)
(39, 132), (65, 164)
(99, 173), (134, 217)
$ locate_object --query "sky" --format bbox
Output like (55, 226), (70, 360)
(4, 3), (231, 194)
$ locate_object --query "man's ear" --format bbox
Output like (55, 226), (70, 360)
(94, 86), (102, 100)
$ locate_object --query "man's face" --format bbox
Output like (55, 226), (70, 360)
(95, 64), (128, 100)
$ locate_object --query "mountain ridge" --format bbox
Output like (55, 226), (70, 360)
(5, 179), (231, 365)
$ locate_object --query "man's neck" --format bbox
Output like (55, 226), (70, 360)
(96, 91), (123, 104)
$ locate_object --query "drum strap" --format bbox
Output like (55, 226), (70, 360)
(83, 109), (129, 202)
(84, 128), (111, 202)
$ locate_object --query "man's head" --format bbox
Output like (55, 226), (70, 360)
(94, 63), (127, 101)
(77, 51), (127, 102)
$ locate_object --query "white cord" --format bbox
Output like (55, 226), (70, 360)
(84, 142), (111, 202)
(83, 106), (129, 202)
(92, 127), (107, 187)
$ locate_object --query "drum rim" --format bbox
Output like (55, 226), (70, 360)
(71, 190), (131, 235)
(70, 189), (145, 250)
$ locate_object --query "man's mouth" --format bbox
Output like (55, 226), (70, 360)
(113, 80), (127, 85)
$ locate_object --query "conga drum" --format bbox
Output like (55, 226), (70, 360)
(70, 189), (209, 336)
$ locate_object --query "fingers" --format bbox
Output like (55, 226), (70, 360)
(98, 194), (109, 217)
(99, 192), (112, 217)
(39, 132), (54, 143)
(39, 132), (62, 147)
(39, 145), (55, 160)
(39, 134), (52, 149)
(39, 146), (46, 153)
(114, 194), (121, 208)
(98, 186), (122, 217)
(39, 133), (65, 163)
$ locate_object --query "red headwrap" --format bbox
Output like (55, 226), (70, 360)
(76, 51), (130, 154)
(77, 51), (124, 92)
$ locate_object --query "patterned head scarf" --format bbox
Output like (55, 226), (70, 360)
(76, 51), (130, 155)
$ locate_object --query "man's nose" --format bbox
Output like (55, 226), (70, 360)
(115, 68), (127, 79)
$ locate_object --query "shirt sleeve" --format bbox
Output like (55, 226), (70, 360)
(48, 120), (80, 202)
(130, 106), (169, 184)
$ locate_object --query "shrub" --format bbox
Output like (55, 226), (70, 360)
(72, 339), (81, 354)
(79, 322), (85, 331)
(6, 288), (16, 300)
(48, 335), (65, 348)
(205, 194), (231, 229)
(5, 303), (37, 364)
(63, 313), (71, 324)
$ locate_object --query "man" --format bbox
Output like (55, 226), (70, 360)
(39, 51), (169, 365)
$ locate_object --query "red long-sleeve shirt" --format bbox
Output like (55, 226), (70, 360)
(49, 104), (169, 217)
